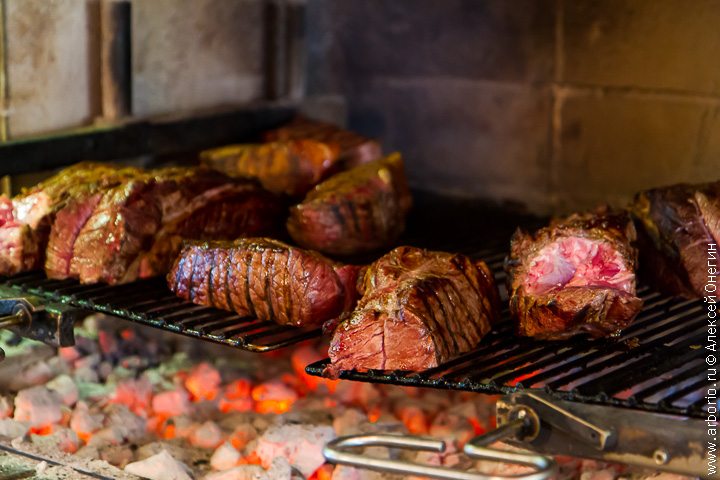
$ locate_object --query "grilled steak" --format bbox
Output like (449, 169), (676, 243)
(264, 116), (382, 169)
(167, 238), (361, 327)
(200, 140), (339, 196)
(55, 168), (281, 285)
(287, 153), (412, 256)
(1, 163), (141, 276)
(631, 182), (720, 298)
(507, 209), (643, 339)
(327, 246), (500, 375)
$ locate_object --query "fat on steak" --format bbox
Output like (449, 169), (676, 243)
(287, 153), (412, 256)
(631, 181), (720, 298)
(327, 246), (500, 375)
(53, 167), (282, 285)
(264, 116), (382, 169)
(0, 163), (141, 276)
(167, 238), (362, 327)
(200, 139), (339, 197)
(507, 208), (643, 339)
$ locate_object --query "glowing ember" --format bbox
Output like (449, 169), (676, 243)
(0, 315), (688, 480)
(185, 363), (222, 401)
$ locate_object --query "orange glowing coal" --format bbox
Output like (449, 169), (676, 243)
(251, 381), (298, 414)
(185, 363), (222, 402)
(308, 464), (334, 480)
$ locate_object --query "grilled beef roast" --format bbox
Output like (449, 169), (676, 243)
(200, 140), (339, 196)
(49, 167), (281, 285)
(631, 182), (720, 298)
(0, 163), (141, 276)
(264, 116), (382, 169)
(168, 238), (361, 327)
(327, 246), (500, 375)
(287, 153), (412, 256)
(507, 209), (643, 339)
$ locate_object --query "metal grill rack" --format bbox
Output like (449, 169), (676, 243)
(0, 272), (321, 352)
(306, 247), (710, 419)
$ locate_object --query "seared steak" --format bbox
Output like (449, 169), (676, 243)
(631, 182), (720, 298)
(264, 116), (382, 169)
(327, 246), (500, 375)
(1, 163), (140, 276)
(507, 209), (643, 339)
(167, 238), (361, 327)
(200, 140), (339, 196)
(287, 153), (412, 256)
(57, 168), (282, 285)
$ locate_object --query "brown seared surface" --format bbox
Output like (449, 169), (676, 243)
(631, 181), (720, 298)
(3, 163), (142, 276)
(327, 246), (500, 375)
(168, 238), (361, 327)
(507, 209), (643, 339)
(200, 140), (339, 197)
(264, 116), (382, 168)
(287, 153), (412, 256)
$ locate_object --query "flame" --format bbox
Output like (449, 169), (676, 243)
(468, 417), (486, 436)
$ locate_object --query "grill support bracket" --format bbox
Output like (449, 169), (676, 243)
(498, 393), (708, 478)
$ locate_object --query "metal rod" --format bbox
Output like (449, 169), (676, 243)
(100, 0), (132, 120)
(324, 432), (556, 480)
(0, 443), (115, 480)
(0, 309), (25, 329)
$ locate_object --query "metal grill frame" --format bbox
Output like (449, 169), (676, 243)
(306, 248), (710, 419)
(0, 272), (321, 352)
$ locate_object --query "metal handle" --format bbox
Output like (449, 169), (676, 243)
(323, 408), (556, 480)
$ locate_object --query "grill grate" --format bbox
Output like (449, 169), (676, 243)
(305, 246), (711, 419)
(0, 272), (321, 352)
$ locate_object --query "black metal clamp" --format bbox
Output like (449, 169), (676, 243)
(0, 287), (81, 359)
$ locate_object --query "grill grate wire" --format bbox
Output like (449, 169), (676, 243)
(305, 247), (711, 419)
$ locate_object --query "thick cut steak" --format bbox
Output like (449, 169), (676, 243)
(264, 116), (382, 169)
(200, 140), (339, 197)
(287, 153), (412, 256)
(1, 163), (141, 276)
(631, 182), (720, 298)
(57, 168), (282, 285)
(167, 238), (361, 327)
(327, 246), (500, 375)
(507, 209), (643, 339)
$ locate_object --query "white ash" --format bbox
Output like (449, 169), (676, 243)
(0, 317), (696, 480)
(255, 423), (335, 477)
(125, 449), (193, 480)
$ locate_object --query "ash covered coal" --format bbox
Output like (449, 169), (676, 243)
(0, 316), (692, 480)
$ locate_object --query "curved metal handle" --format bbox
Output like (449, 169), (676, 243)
(324, 414), (557, 480)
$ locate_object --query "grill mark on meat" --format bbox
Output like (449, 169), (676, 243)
(243, 249), (257, 317)
(284, 249), (294, 324)
(264, 251), (277, 320)
(343, 199), (361, 236)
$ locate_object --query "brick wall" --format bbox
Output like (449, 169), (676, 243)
(306, 0), (720, 213)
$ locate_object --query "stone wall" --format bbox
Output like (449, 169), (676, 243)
(306, 0), (720, 213)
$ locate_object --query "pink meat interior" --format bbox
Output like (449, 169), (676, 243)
(524, 236), (635, 295)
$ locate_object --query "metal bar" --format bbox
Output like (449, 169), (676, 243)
(0, 444), (115, 480)
(0, 104), (294, 175)
(100, 0), (132, 120)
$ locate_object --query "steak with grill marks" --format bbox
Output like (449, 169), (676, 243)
(326, 246), (500, 376)
(507, 208), (643, 339)
(167, 238), (362, 327)
(1, 163), (141, 276)
(631, 182), (720, 298)
(287, 153), (412, 256)
(60, 167), (282, 285)
(264, 116), (382, 169)
(200, 139), (340, 197)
